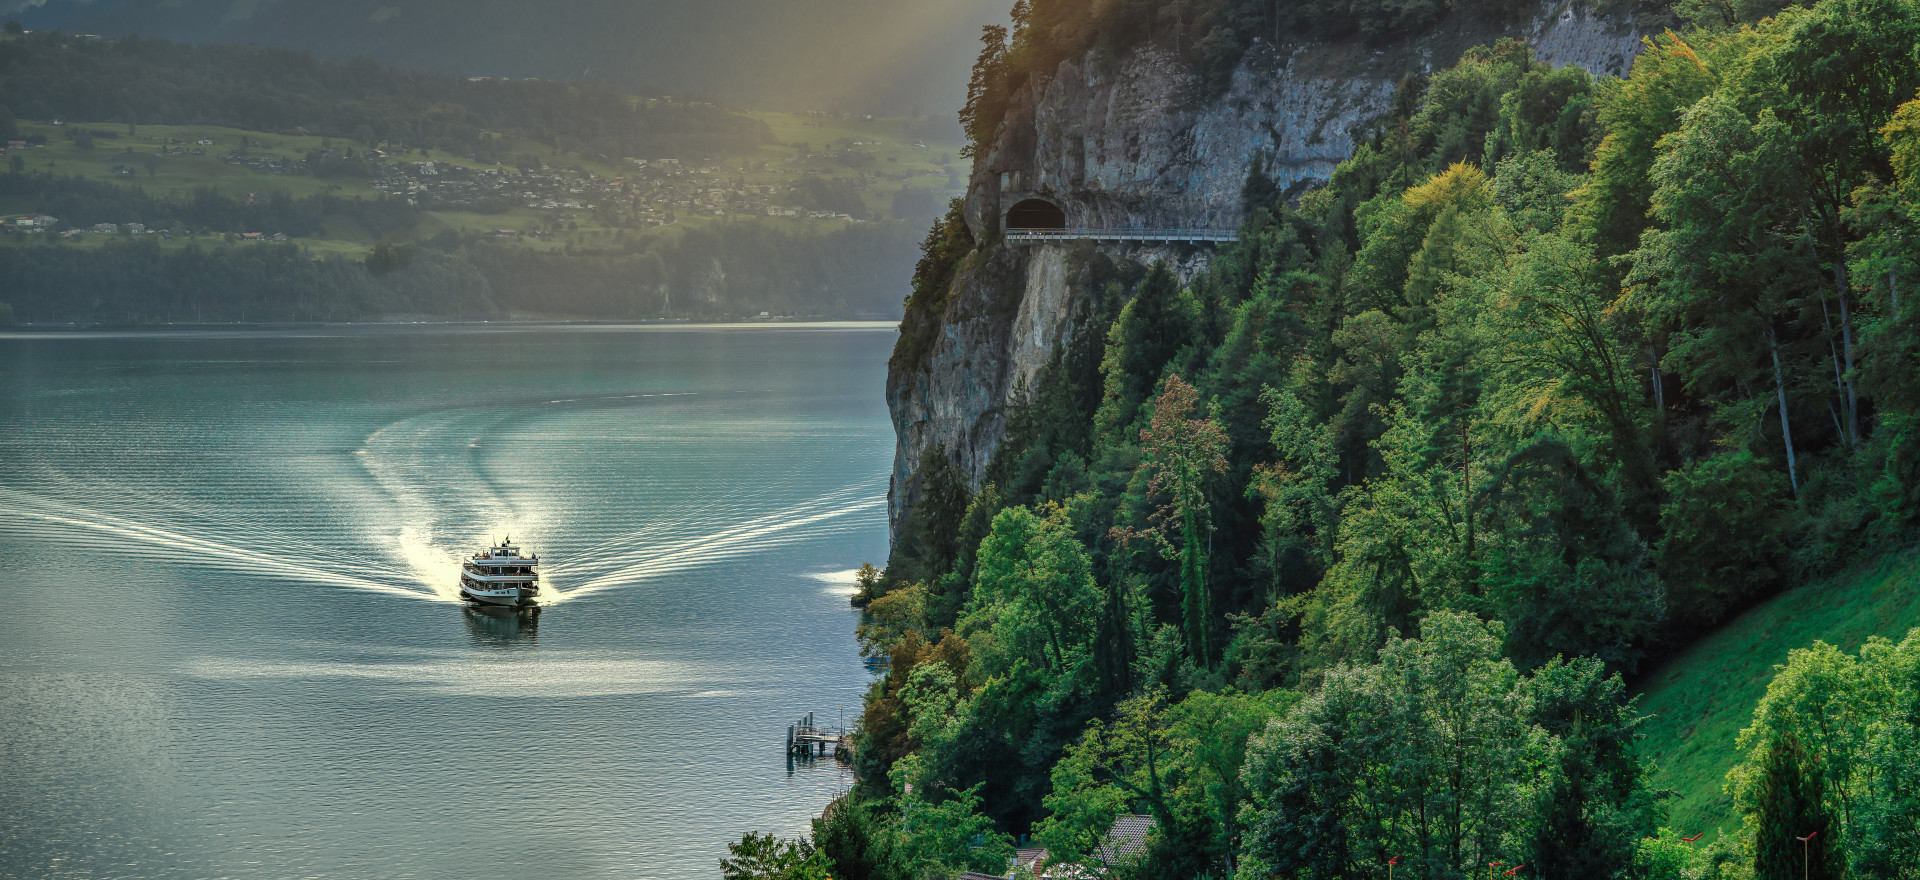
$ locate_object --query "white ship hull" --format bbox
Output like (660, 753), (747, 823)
(460, 585), (536, 607)
(460, 539), (541, 610)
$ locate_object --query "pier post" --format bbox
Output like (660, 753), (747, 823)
(787, 724), (795, 755)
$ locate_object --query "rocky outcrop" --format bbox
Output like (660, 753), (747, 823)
(964, 2), (1645, 239)
(886, 245), (1031, 540)
(885, 241), (1199, 542)
(966, 50), (1394, 236)
(888, 2), (1649, 545)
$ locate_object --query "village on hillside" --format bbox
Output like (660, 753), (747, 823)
(0, 115), (966, 247)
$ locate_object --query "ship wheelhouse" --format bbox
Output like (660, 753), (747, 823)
(458, 538), (541, 608)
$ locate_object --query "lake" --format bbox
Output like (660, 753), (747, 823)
(0, 324), (896, 880)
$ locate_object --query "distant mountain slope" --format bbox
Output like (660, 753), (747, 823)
(0, 32), (774, 159)
(4, 0), (1005, 116)
(1632, 552), (1920, 838)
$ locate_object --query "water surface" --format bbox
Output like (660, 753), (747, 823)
(0, 324), (893, 880)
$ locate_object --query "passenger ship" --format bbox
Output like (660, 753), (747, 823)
(459, 538), (541, 609)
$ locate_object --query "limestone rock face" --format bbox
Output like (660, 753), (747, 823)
(975, 50), (1395, 236)
(965, 3), (1643, 239)
(885, 244), (1029, 541)
(889, 2), (1647, 546)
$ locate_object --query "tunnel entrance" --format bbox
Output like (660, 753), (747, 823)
(1004, 197), (1067, 230)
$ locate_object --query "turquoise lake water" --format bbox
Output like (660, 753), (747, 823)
(0, 324), (895, 880)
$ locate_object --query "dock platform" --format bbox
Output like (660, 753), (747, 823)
(786, 712), (851, 760)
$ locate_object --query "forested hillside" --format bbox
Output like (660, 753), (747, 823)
(725, 0), (1920, 876)
(0, 34), (963, 322)
(0, 31), (771, 161)
(0, 222), (921, 323)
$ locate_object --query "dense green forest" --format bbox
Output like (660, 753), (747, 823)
(721, 0), (1920, 877)
(0, 220), (921, 322)
(0, 31), (771, 160)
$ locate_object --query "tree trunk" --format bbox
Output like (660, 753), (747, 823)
(1175, 1), (1185, 55)
(1815, 286), (1849, 436)
(1809, 231), (1859, 446)
(1461, 419), (1474, 567)
(1181, 515), (1210, 665)
(1041, 618), (1064, 674)
(1893, 268), (1904, 371)
(1649, 343), (1665, 411)
(1835, 262), (1857, 446)
(1771, 329), (1800, 497)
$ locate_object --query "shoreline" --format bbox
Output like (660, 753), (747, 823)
(0, 317), (904, 336)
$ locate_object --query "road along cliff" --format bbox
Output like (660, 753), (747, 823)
(888, 1), (1652, 545)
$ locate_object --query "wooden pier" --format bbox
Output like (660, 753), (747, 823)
(785, 712), (851, 760)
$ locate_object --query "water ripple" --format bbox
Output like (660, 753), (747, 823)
(0, 326), (890, 880)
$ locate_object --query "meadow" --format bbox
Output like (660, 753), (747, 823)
(1632, 553), (1920, 839)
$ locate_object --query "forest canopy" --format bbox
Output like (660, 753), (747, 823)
(756, 0), (1920, 877)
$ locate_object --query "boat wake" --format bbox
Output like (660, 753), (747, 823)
(0, 475), (884, 607)
(0, 486), (436, 602)
(2, 394), (886, 608)
(549, 486), (885, 601)
(352, 403), (887, 605)
(357, 408), (525, 602)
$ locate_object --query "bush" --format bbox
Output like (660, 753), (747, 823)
(1656, 451), (1792, 633)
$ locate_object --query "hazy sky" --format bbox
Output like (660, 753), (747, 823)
(6, 0), (1011, 116)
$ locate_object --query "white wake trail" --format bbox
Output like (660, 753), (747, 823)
(559, 488), (876, 576)
(566, 482), (876, 559)
(556, 493), (886, 600)
(28, 470), (396, 568)
(0, 487), (438, 602)
(356, 411), (525, 599)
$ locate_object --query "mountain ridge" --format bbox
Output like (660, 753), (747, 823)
(4, 0), (1005, 116)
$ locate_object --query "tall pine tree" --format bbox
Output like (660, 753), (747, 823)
(1752, 734), (1840, 880)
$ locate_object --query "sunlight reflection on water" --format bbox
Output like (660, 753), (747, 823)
(0, 325), (890, 880)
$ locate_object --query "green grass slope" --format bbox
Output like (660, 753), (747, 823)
(1632, 550), (1920, 839)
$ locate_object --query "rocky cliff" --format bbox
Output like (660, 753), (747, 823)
(887, 2), (1651, 545)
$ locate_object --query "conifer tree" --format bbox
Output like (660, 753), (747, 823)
(1135, 375), (1229, 665)
(1752, 734), (1840, 880)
